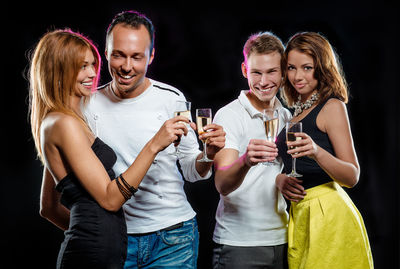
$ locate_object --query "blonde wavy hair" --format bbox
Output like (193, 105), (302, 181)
(28, 29), (101, 163)
(281, 32), (348, 107)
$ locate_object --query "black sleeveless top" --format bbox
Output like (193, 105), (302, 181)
(55, 137), (127, 269)
(276, 99), (335, 190)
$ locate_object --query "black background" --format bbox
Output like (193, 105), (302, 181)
(3, 1), (399, 268)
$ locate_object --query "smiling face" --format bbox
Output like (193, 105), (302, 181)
(75, 49), (97, 97)
(106, 24), (154, 98)
(242, 51), (282, 108)
(286, 49), (318, 101)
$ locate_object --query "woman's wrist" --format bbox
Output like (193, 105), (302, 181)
(146, 139), (162, 155)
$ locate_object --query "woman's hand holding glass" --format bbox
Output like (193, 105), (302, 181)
(286, 122), (303, 177)
(152, 116), (190, 153)
(286, 132), (319, 160)
(286, 122), (320, 177)
(169, 101), (191, 158)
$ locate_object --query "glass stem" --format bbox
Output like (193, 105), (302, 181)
(203, 140), (208, 159)
(292, 157), (296, 174)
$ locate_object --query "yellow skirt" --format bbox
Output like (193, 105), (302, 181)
(288, 182), (373, 269)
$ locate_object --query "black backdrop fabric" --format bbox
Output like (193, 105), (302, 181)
(3, 1), (399, 268)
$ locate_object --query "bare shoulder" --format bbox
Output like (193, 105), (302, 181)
(42, 112), (80, 133)
(42, 112), (87, 145)
(317, 99), (348, 132)
(322, 98), (347, 114)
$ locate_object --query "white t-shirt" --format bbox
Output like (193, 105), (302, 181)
(212, 90), (290, 246)
(83, 79), (211, 234)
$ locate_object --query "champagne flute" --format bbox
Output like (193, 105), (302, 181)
(196, 108), (213, 162)
(262, 108), (279, 166)
(286, 121), (302, 177)
(169, 100), (191, 158)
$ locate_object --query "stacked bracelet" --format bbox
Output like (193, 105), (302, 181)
(116, 177), (130, 200)
(119, 173), (138, 195)
(116, 173), (138, 201)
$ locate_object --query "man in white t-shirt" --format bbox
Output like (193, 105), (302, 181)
(212, 32), (291, 268)
(84, 11), (225, 268)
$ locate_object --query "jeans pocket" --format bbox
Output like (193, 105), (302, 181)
(161, 221), (196, 246)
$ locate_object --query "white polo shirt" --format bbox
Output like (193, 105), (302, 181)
(213, 90), (290, 246)
(83, 79), (211, 234)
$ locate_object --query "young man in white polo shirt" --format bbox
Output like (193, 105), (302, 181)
(212, 32), (291, 268)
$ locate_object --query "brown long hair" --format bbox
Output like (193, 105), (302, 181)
(28, 29), (101, 163)
(281, 32), (348, 107)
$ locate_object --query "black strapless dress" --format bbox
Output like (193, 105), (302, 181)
(55, 137), (127, 269)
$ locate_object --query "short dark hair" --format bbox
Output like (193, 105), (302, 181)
(106, 10), (155, 53)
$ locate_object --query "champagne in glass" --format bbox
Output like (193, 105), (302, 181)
(286, 121), (302, 177)
(264, 118), (279, 142)
(174, 110), (191, 143)
(196, 108), (213, 162)
(169, 101), (191, 157)
(262, 108), (279, 165)
(287, 132), (301, 145)
(175, 110), (191, 119)
(197, 116), (212, 138)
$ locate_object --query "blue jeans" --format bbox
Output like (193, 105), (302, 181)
(124, 217), (199, 268)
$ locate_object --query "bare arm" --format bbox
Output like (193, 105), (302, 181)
(40, 167), (70, 231)
(214, 139), (278, 196)
(288, 99), (360, 188)
(44, 114), (188, 212)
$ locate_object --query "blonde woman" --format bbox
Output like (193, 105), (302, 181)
(275, 32), (373, 268)
(29, 29), (188, 268)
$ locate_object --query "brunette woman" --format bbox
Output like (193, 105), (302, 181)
(275, 32), (373, 268)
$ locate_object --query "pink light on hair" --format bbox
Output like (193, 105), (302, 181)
(63, 28), (102, 93)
